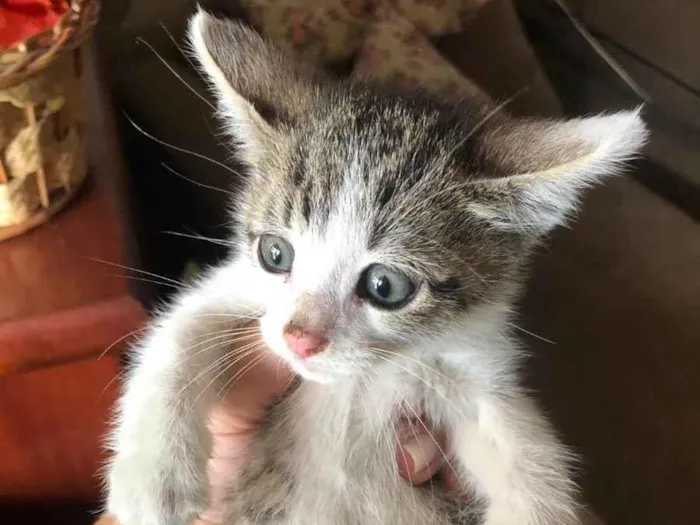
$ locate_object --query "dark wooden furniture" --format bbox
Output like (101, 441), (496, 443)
(0, 47), (146, 516)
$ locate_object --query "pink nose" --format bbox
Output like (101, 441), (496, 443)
(283, 327), (328, 358)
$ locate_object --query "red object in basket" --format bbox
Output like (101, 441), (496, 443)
(0, 0), (69, 50)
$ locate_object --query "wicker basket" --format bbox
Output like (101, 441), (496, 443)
(0, 0), (100, 241)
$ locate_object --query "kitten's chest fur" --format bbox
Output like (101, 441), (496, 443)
(227, 360), (477, 525)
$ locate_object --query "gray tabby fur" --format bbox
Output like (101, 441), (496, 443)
(105, 9), (647, 525)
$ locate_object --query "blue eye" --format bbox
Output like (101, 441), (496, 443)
(258, 235), (294, 273)
(358, 264), (417, 309)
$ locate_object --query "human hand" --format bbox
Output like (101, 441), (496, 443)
(195, 334), (461, 524)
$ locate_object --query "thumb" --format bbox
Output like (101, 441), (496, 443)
(396, 424), (447, 485)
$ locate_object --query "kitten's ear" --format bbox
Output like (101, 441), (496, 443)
(188, 9), (321, 163)
(469, 108), (648, 233)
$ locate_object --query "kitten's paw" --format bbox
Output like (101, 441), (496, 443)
(107, 455), (207, 525)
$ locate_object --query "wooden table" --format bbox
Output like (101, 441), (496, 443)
(0, 47), (147, 508)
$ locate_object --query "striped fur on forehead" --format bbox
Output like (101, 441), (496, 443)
(279, 91), (477, 228)
(234, 88), (530, 318)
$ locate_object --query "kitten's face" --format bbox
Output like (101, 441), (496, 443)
(190, 11), (647, 382)
(237, 96), (525, 381)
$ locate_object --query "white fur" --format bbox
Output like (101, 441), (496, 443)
(107, 243), (579, 525)
(106, 260), (260, 525)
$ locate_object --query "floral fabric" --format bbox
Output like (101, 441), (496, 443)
(237, 0), (490, 62)
(238, 0), (369, 62)
(394, 0), (490, 35)
(352, 5), (484, 100)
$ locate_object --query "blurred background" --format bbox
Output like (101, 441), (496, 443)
(0, 1), (698, 524)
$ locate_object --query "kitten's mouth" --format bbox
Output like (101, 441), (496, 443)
(286, 356), (334, 384)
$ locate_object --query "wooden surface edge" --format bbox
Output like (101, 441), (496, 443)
(0, 294), (146, 376)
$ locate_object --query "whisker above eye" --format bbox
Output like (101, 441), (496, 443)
(122, 112), (243, 178)
(163, 229), (234, 247)
(135, 36), (215, 110)
(160, 163), (235, 195)
(158, 23), (200, 71)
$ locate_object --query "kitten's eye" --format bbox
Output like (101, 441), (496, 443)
(358, 264), (417, 309)
(258, 234), (295, 273)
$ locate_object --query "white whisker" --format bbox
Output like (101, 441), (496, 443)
(91, 258), (187, 288)
(190, 312), (261, 321)
(400, 394), (458, 481)
(550, 0), (651, 102)
(162, 229), (234, 247)
(359, 373), (419, 518)
(176, 341), (244, 402)
(178, 330), (260, 362)
(394, 392), (437, 497)
(111, 273), (183, 290)
(98, 326), (149, 360)
(192, 348), (259, 407)
(373, 353), (471, 423)
(504, 322), (556, 345)
(135, 37), (215, 110)
(122, 113), (242, 177)
(159, 22), (199, 70)
(161, 163), (235, 195)
(371, 347), (458, 389)
(462, 89), (525, 143)
(218, 350), (267, 398)
(184, 340), (267, 408)
(176, 334), (263, 393)
(99, 368), (126, 400)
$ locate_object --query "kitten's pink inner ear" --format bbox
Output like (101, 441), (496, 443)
(283, 327), (329, 358)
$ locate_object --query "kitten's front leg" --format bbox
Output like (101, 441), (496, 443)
(452, 392), (580, 525)
(106, 259), (260, 525)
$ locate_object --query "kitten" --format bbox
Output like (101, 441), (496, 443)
(106, 10), (647, 525)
